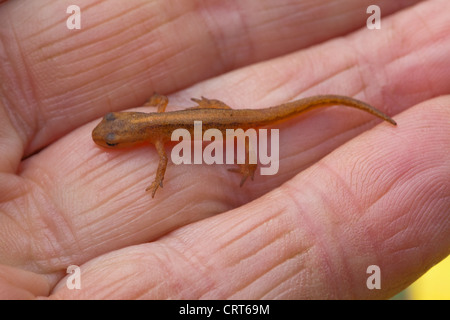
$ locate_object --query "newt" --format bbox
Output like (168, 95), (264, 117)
(92, 94), (396, 197)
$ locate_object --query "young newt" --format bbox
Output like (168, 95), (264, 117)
(92, 94), (396, 197)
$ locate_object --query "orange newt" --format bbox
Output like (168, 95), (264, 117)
(92, 93), (396, 197)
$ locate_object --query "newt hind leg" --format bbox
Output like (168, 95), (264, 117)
(189, 96), (258, 187)
(228, 163), (257, 187)
(190, 97), (258, 186)
(228, 136), (258, 187)
(190, 96), (232, 109)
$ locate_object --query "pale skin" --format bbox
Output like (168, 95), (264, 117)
(0, 0), (449, 300)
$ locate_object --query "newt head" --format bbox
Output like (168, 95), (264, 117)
(92, 112), (150, 148)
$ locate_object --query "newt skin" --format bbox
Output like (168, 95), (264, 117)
(92, 94), (396, 197)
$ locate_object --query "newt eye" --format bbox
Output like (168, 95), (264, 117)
(105, 132), (118, 146)
(105, 113), (116, 121)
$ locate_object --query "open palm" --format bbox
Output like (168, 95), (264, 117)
(0, 0), (449, 299)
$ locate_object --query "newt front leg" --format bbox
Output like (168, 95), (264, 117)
(143, 93), (170, 197)
(146, 140), (168, 198)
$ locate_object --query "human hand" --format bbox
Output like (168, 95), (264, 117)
(0, 0), (448, 299)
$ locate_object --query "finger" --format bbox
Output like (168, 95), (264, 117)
(50, 96), (449, 299)
(0, 264), (50, 299)
(0, 0), (421, 155)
